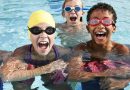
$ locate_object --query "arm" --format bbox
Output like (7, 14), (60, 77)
(0, 50), (12, 63)
(67, 56), (130, 82)
(67, 56), (111, 82)
(114, 43), (130, 55)
(1, 57), (67, 82)
(105, 64), (130, 79)
(100, 77), (130, 90)
(100, 65), (130, 90)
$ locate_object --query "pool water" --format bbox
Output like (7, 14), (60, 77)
(0, 0), (130, 90)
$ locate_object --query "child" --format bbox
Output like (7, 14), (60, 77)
(0, 50), (12, 90)
(0, 50), (12, 65)
(1, 10), (72, 90)
(68, 2), (130, 90)
(56, 0), (91, 48)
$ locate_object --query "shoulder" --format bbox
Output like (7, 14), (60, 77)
(113, 42), (129, 55)
(56, 23), (68, 32)
(56, 23), (61, 27)
(54, 45), (71, 55)
(12, 44), (31, 58)
(0, 50), (12, 63)
(56, 23), (65, 29)
(54, 45), (72, 61)
(74, 42), (87, 51)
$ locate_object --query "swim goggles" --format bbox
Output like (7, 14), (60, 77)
(28, 26), (56, 35)
(88, 17), (114, 26)
(64, 6), (82, 12)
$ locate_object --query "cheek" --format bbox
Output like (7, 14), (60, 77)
(106, 26), (115, 33)
(111, 26), (116, 32)
(88, 25), (95, 32)
(89, 30), (94, 35)
(64, 12), (70, 17)
(49, 35), (55, 43)
(77, 11), (83, 16)
(30, 34), (37, 43)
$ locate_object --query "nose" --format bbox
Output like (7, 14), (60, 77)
(70, 9), (76, 14)
(97, 23), (105, 28)
(39, 31), (47, 38)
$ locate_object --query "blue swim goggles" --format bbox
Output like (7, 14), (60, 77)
(64, 6), (82, 12)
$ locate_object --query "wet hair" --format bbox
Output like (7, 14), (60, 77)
(62, 0), (83, 22)
(87, 2), (117, 23)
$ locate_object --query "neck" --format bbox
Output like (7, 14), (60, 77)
(31, 47), (55, 61)
(90, 40), (113, 52)
(67, 21), (82, 27)
(66, 22), (84, 32)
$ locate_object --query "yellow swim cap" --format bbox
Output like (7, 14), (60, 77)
(28, 10), (55, 28)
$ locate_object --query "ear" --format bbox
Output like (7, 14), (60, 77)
(82, 11), (85, 15)
(62, 11), (65, 17)
(112, 24), (116, 33)
(86, 24), (90, 33)
(80, 11), (84, 18)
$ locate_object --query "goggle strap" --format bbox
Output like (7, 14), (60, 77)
(82, 8), (89, 10)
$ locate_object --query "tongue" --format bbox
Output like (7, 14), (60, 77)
(96, 36), (105, 40)
(70, 17), (77, 21)
(40, 45), (47, 49)
(39, 43), (48, 49)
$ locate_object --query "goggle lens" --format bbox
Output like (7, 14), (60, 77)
(64, 7), (71, 12)
(75, 6), (81, 11)
(28, 26), (56, 35)
(88, 18), (113, 26)
(64, 6), (81, 12)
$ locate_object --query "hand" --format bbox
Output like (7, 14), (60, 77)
(51, 69), (68, 84)
(104, 67), (130, 78)
(49, 60), (68, 72)
(100, 77), (130, 90)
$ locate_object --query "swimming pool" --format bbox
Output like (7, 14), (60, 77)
(0, 0), (130, 90)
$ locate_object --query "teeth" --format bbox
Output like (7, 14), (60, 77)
(70, 17), (77, 21)
(39, 41), (48, 44)
(95, 31), (107, 38)
(70, 15), (77, 17)
(38, 41), (49, 48)
(96, 31), (106, 35)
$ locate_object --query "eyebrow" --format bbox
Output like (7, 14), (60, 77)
(91, 16), (110, 19)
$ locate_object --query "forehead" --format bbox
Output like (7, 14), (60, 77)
(65, 0), (82, 7)
(90, 9), (113, 19)
(35, 22), (51, 28)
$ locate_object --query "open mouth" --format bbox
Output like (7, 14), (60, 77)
(95, 31), (107, 40)
(70, 16), (77, 21)
(38, 41), (49, 49)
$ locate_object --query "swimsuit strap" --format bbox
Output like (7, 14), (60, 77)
(24, 44), (33, 65)
(52, 45), (60, 60)
(24, 44), (60, 67)
(28, 44), (32, 61)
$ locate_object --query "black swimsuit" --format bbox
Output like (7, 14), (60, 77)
(24, 44), (59, 67)
(18, 44), (60, 85)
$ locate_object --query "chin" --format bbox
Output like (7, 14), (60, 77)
(95, 41), (106, 45)
(71, 22), (77, 25)
(36, 48), (50, 56)
(38, 51), (49, 56)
